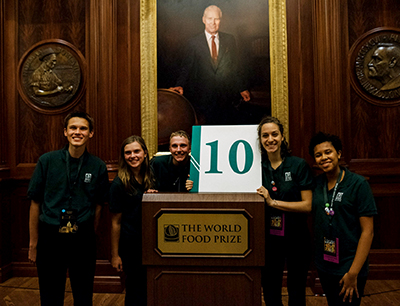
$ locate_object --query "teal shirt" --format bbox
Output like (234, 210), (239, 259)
(312, 167), (377, 276)
(28, 146), (109, 225)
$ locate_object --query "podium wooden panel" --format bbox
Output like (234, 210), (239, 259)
(142, 193), (265, 306)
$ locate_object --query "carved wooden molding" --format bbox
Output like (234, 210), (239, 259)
(269, 0), (290, 142)
(140, 0), (158, 157)
(140, 0), (289, 156)
(0, 0), (6, 167)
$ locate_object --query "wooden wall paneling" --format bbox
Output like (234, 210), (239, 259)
(85, 0), (121, 291)
(0, 180), (14, 282)
(3, 0), (17, 179)
(87, 0), (116, 165)
(346, 0), (400, 279)
(86, 0), (142, 171)
(8, 180), (37, 278)
(369, 196), (400, 279)
(348, 158), (400, 278)
(286, 0), (316, 161)
(12, 0), (88, 179)
(369, 249), (400, 279)
(114, 0), (141, 164)
(94, 202), (124, 293)
(10, 181), (30, 263)
(312, 0), (350, 146)
(372, 197), (400, 250)
(0, 0), (8, 177)
(347, 0), (400, 160)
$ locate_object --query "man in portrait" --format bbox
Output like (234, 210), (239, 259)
(368, 43), (400, 91)
(30, 47), (73, 96)
(170, 5), (251, 125)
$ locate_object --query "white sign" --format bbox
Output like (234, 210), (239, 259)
(190, 125), (261, 193)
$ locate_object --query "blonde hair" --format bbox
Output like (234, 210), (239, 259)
(169, 130), (190, 143)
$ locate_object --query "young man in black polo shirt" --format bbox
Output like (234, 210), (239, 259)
(150, 130), (192, 192)
(28, 111), (109, 306)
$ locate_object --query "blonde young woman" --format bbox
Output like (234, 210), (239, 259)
(109, 136), (155, 306)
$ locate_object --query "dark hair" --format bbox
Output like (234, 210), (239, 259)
(118, 135), (155, 192)
(257, 116), (291, 158)
(64, 111), (94, 132)
(308, 132), (342, 158)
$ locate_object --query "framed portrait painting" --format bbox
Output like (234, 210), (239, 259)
(140, 0), (289, 156)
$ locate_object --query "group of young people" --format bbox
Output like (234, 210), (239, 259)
(28, 111), (376, 306)
(256, 116), (377, 306)
(27, 112), (193, 306)
(108, 131), (192, 305)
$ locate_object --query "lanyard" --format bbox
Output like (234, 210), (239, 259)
(268, 163), (278, 193)
(65, 150), (84, 208)
(323, 168), (343, 217)
(267, 158), (284, 193)
(173, 176), (181, 192)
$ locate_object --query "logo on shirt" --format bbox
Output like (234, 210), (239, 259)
(84, 173), (92, 183)
(285, 172), (292, 182)
(335, 192), (343, 202)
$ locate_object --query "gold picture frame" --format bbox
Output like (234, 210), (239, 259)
(140, 0), (289, 157)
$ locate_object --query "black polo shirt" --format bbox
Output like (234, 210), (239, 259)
(150, 154), (190, 192)
(109, 176), (144, 238)
(262, 155), (315, 236)
(312, 168), (377, 276)
(28, 146), (109, 225)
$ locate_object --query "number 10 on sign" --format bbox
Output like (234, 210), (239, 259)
(190, 125), (262, 193)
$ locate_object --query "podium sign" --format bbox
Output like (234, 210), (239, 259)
(157, 210), (249, 256)
(142, 193), (265, 306)
(190, 125), (261, 192)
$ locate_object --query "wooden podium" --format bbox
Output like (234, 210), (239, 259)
(142, 193), (265, 306)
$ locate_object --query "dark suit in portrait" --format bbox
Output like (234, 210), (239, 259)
(175, 31), (248, 125)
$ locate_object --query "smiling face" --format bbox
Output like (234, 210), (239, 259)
(124, 141), (147, 170)
(202, 6), (221, 35)
(313, 141), (342, 174)
(260, 122), (283, 156)
(169, 136), (190, 166)
(64, 117), (93, 149)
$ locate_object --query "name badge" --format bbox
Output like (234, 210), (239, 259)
(323, 237), (339, 263)
(270, 212), (285, 236)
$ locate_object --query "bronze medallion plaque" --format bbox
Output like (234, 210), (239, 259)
(349, 27), (400, 107)
(349, 28), (400, 106)
(18, 39), (86, 114)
